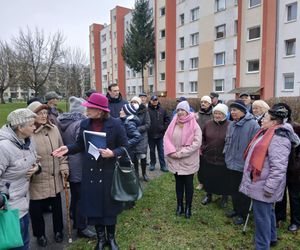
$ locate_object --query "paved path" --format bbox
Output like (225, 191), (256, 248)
(29, 164), (164, 250)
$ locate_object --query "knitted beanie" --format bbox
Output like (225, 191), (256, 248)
(130, 96), (142, 105)
(176, 101), (190, 113)
(27, 101), (49, 113)
(7, 108), (36, 126)
(213, 103), (228, 116)
(201, 95), (212, 104)
(123, 103), (138, 116)
(69, 96), (86, 114)
(230, 100), (247, 114)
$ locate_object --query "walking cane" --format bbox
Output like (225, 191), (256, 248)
(242, 200), (253, 235)
(64, 176), (73, 243)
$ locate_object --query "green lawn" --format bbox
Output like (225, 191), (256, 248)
(67, 173), (300, 250)
(0, 102), (67, 126)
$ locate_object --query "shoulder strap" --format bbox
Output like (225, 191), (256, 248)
(121, 147), (133, 165)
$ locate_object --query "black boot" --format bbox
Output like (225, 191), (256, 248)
(94, 225), (107, 250)
(185, 204), (192, 219)
(176, 199), (184, 216)
(201, 193), (212, 205)
(141, 158), (149, 182)
(133, 156), (139, 179)
(220, 195), (228, 208)
(106, 225), (119, 250)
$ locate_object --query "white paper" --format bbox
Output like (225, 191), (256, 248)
(88, 142), (100, 160)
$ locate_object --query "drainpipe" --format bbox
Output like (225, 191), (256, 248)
(273, 0), (279, 98)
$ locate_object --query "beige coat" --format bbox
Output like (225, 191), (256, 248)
(29, 124), (68, 200)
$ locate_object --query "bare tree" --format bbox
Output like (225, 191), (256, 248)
(59, 47), (88, 98)
(0, 41), (18, 104)
(13, 27), (64, 96)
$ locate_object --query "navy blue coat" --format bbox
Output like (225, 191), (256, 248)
(67, 116), (128, 218)
(106, 93), (128, 118)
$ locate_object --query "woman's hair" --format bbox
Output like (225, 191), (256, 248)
(99, 110), (110, 121)
(252, 100), (270, 114)
(268, 105), (289, 124)
(271, 103), (292, 123)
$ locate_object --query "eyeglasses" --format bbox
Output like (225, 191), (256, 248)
(37, 111), (48, 116)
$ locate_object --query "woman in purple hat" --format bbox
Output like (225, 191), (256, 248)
(53, 93), (128, 250)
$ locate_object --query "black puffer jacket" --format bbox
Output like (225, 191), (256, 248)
(136, 104), (151, 154)
(106, 93), (128, 118)
(148, 102), (170, 139)
(287, 122), (300, 184)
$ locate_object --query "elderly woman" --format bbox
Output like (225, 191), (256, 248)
(52, 93), (128, 250)
(164, 101), (202, 219)
(0, 109), (39, 250)
(252, 100), (270, 126)
(201, 104), (231, 208)
(239, 105), (300, 249)
(27, 101), (69, 247)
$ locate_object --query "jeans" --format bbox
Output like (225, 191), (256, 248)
(11, 213), (30, 250)
(253, 200), (277, 250)
(148, 137), (166, 169)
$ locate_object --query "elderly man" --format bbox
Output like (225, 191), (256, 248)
(239, 92), (252, 113)
(45, 91), (62, 126)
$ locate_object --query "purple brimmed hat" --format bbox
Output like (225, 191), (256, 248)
(82, 93), (110, 112)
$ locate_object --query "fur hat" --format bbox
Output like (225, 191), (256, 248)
(230, 100), (247, 114)
(7, 108), (36, 126)
(45, 91), (62, 101)
(201, 95), (212, 104)
(268, 105), (289, 119)
(130, 96), (142, 105)
(123, 103), (138, 116)
(213, 103), (228, 116)
(27, 101), (49, 113)
(176, 101), (190, 113)
(69, 96), (86, 114)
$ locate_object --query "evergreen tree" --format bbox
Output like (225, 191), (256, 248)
(122, 0), (155, 93)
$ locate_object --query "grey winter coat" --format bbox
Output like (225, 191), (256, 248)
(0, 125), (37, 218)
(196, 107), (213, 130)
(224, 112), (260, 172)
(136, 104), (151, 154)
(57, 112), (86, 183)
(239, 123), (300, 203)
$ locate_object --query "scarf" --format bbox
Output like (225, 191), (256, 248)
(164, 113), (198, 156)
(244, 125), (281, 182)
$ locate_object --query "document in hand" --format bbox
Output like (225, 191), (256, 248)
(83, 130), (107, 156)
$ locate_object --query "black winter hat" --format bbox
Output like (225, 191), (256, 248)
(230, 100), (247, 114)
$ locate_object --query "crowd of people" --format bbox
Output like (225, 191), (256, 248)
(1, 85), (300, 250)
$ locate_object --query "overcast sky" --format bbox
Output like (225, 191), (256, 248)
(0, 0), (135, 55)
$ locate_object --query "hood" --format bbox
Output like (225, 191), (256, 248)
(234, 112), (254, 126)
(106, 92), (124, 103)
(57, 112), (86, 132)
(276, 122), (300, 148)
(0, 125), (31, 149)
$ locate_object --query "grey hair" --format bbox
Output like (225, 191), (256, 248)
(10, 119), (35, 132)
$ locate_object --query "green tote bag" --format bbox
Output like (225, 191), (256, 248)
(0, 194), (24, 250)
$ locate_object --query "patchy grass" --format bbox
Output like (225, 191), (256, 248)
(0, 102), (67, 126)
(67, 173), (300, 250)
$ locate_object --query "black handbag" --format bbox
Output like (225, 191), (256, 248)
(111, 148), (143, 202)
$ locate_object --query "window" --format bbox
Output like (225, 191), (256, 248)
(284, 73), (294, 90)
(190, 7), (200, 22)
(160, 51), (166, 60)
(113, 32), (117, 39)
(190, 32), (199, 46)
(179, 60), (184, 71)
(214, 79), (224, 92)
(285, 39), (296, 56)
(234, 20), (238, 35)
(249, 0), (261, 8)
(247, 59), (259, 72)
(232, 78), (236, 87)
(160, 29), (166, 38)
(101, 34), (106, 42)
(248, 26), (261, 40)
(160, 7), (166, 16)
(179, 37), (184, 49)
(234, 0), (238, 6)
(132, 86), (136, 94)
(215, 52), (225, 66)
(114, 63), (117, 69)
(127, 70), (130, 77)
(190, 57), (199, 69)
(233, 49), (237, 64)
(148, 66), (153, 76)
(103, 75), (108, 81)
(286, 2), (297, 22)
(102, 61), (107, 69)
(113, 16), (116, 23)
(179, 82), (184, 93)
(179, 14), (185, 26)
(138, 86), (143, 93)
(189, 81), (198, 93)
(127, 86), (131, 93)
(160, 73), (166, 81)
(216, 24), (226, 39)
(215, 0), (226, 12)
(133, 71), (136, 77)
(114, 47), (117, 54)
(149, 85), (154, 93)
(102, 48), (107, 55)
